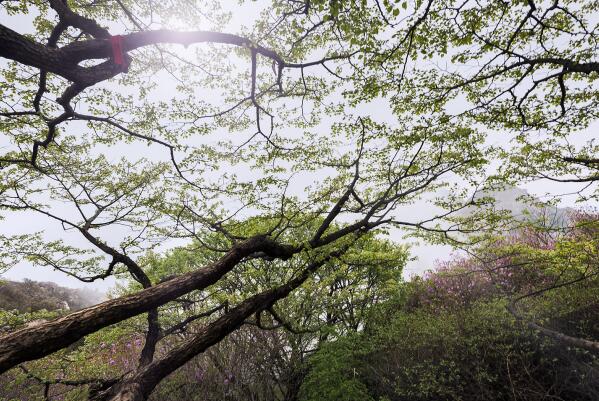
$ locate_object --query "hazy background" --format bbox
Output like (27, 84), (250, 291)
(1, 4), (595, 297)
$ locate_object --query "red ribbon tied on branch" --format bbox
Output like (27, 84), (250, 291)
(110, 35), (128, 71)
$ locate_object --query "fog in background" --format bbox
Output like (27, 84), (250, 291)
(1, 5), (596, 297)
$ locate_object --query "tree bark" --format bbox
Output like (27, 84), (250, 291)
(93, 253), (334, 401)
(0, 235), (295, 374)
(0, 24), (283, 86)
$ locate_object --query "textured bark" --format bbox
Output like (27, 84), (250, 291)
(0, 24), (283, 86)
(47, 0), (110, 39)
(0, 24), (79, 81)
(138, 309), (160, 367)
(0, 235), (295, 374)
(530, 321), (599, 353)
(93, 254), (330, 401)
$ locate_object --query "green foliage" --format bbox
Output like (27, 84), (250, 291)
(300, 334), (374, 401)
(300, 216), (599, 401)
(301, 289), (599, 401)
(132, 222), (408, 337)
(0, 308), (59, 331)
(0, 0), (597, 399)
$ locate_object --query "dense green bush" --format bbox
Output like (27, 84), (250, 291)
(300, 290), (599, 401)
(299, 213), (599, 401)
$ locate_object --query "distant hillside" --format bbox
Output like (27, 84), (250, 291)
(455, 186), (573, 228)
(483, 186), (571, 224)
(406, 186), (573, 276)
(0, 279), (103, 312)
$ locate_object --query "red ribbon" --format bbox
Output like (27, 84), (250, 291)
(110, 35), (125, 66)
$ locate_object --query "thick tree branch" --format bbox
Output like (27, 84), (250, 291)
(94, 246), (350, 401)
(0, 235), (296, 374)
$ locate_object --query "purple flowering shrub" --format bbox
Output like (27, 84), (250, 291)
(411, 210), (599, 310)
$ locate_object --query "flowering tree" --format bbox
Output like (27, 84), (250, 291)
(0, 1), (597, 400)
(415, 211), (599, 352)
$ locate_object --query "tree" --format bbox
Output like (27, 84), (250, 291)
(0, 1), (487, 400)
(126, 228), (405, 400)
(348, 0), (599, 195)
(301, 213), (599, 401)
(0, 229), (405, 401)
(0, 1), (596, 400)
